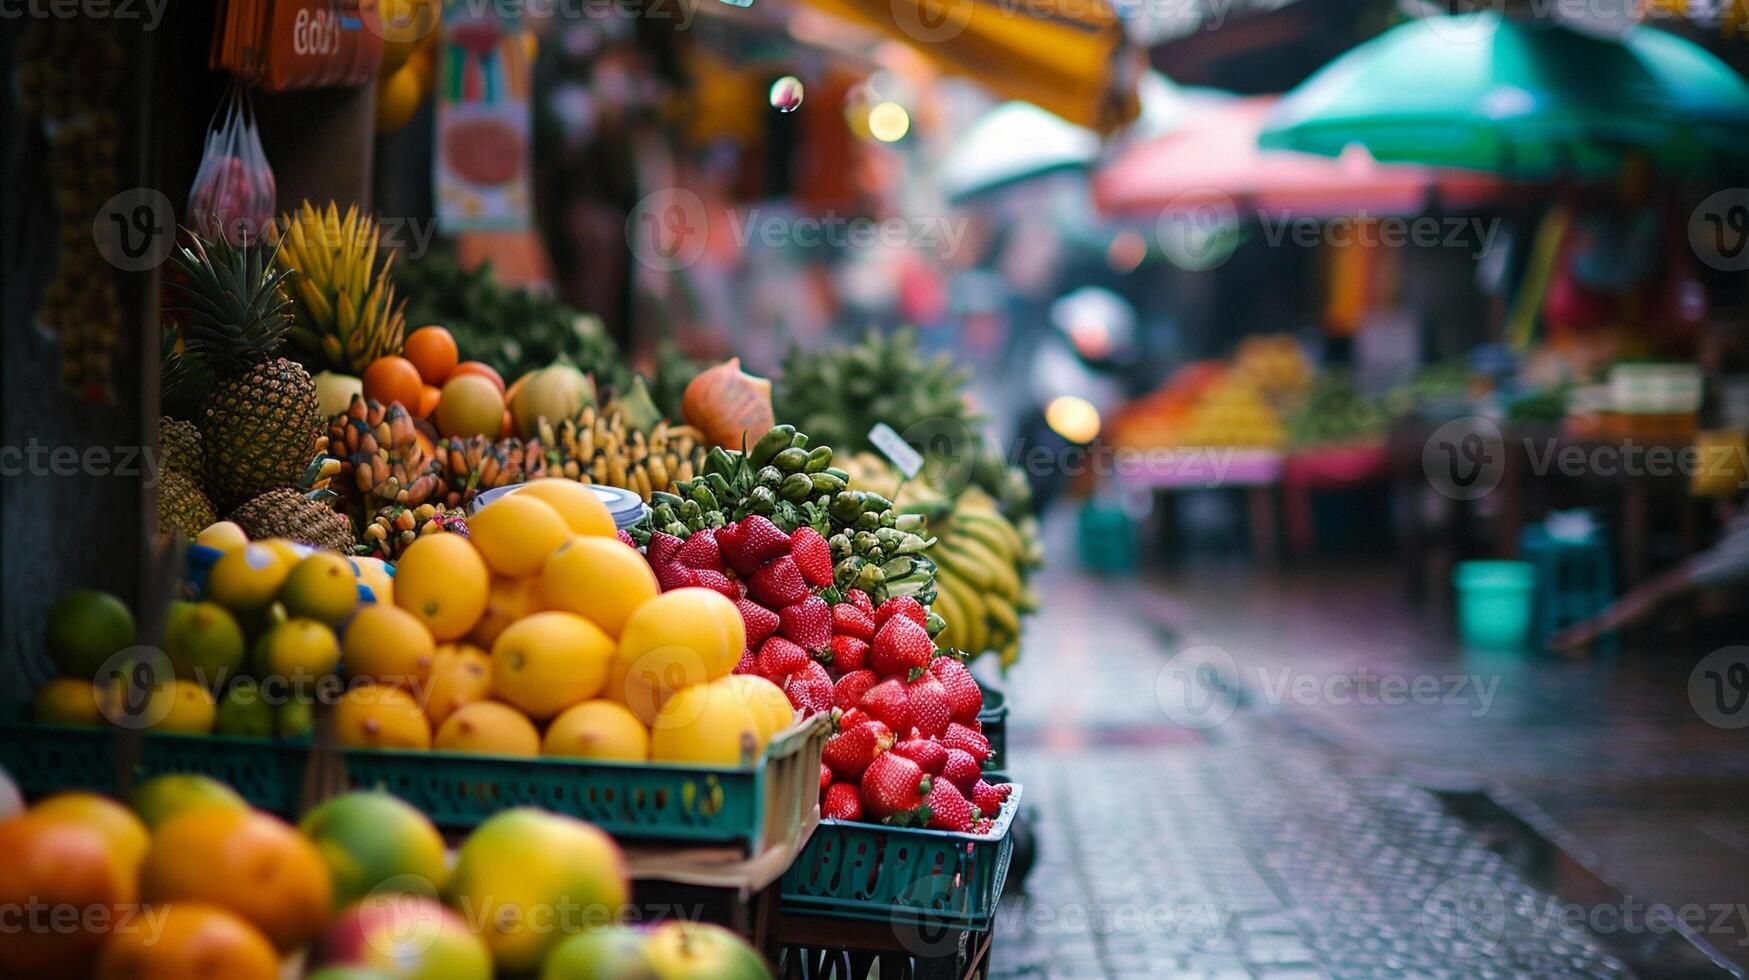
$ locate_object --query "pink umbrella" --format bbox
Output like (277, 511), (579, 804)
(1093, 97), (1506, 218)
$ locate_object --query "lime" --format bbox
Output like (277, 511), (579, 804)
(281, 552), (359, 625)
(214, 679), (274, 737)
(129, 773), (246, 830)
(165, 600), (246, 687)
(45, 589), (135, 680)
(253, 618), (342, 689)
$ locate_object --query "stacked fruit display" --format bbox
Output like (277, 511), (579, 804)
(1285, 373), (1386, 449)
(1234, 333), (1312, 395)
(0, 774), (768, 978)
(1177, 370), (1286, 450)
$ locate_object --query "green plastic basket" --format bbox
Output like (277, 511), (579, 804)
(779, 783), (1023, 930)
(977, 688), (1007, 771)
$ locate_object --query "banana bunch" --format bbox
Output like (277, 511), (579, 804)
(436, 435), (545, 509)
(327, 396), (441, 514)
(359, 502), (468, 561)
(272, 201), (407, 374)
(536, 406), (707, 502)
(929, 490), (1042, 670)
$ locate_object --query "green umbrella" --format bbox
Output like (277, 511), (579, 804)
(1259, 13), (1749, 177)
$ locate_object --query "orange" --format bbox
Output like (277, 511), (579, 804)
(467, 494), (571, 578)
(361, 355), (425, 413)
(404, 325), (459, 384)
(0, 815), (135, 977)
(611, 589), (741, 723)
(342, 603), (436, 687)
(423, 642), (494, 725)
(469, 574), (539, 649)
(29, 793), (149, 879)
(94, 903), (278, 980)
(650, 682), (766, 765)
(140, 807), (331, 951)
(450, 360), (504, 393)
(333, 684), (433, 749)
(434, 700), (541, 756)
(518, 479), (617, 537)
(538, 535), (658, 637)
(435, 373), (507, 439)
(491, 612), (615, 719)
(394, 533), (489, 640)
(417, 383), (442, 418)
(543, 699), (649, 762)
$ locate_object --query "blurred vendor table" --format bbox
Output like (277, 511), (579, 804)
(1117, 448), (1284, 564)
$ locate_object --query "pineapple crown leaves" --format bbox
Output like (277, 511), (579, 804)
(165, 231), (297, 375)
(159, 322), (214, 421)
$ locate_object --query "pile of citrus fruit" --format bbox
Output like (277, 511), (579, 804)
(0, 772), (769, 978)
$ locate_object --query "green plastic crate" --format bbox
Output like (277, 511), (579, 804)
(779, 783), (1023, 930)
(977, 688), (1007, 771)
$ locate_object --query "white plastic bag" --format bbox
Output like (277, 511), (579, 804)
(187, 86), (276, 245)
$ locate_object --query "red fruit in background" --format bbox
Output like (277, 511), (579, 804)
(826, 635), (869, 673)
(789, 526), (834, 586)
(736, 598), (781, 649)
(778, 596), (831, 649)
(904, 674), (951, 738)
(971, 780), (1006, 815)
(823, 782), (864, 821)
(892, 737), (947, 775)
(942, 721), (990, 762)
(860, 751), (930, 819)
(834, 707), (868, 731)
(782, 660), (832, 714)
(733, 647), (757, 674)
(873, 596), (926, 629)
(924, 778), (976, 831)
(694, 569), (741, 601)
(929, 657), (983, 723)
(654, 562), (698, 591)
(822, 718), (894, 780)
(832, 669), (880, 711)
(616, 529), (637, 548)
(820, 763), (832, 790)
(646, 531), (684, 566)
(859, 678), (912, 736)
(747, 556), (807, 606)
(724, 515), (791, 574)
(846, 589), (874, 614)
(871, 616), (933, 677)
(757, 636), (809, 679)
(831, 603), (876, 641)
(942, 748), (981, 793)
(675, 529), (724, 572)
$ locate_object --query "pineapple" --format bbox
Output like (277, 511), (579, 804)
(155, 416), (216, 540)
(166, 234), (320, 506)
(159, 416), (203, 476)
(228, 456), (356, 553)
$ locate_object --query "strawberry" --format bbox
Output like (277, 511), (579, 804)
(736, 598), (781, 648)
(616, 529), (638, 548)
(675, 529), (724, 572)
(746, 556), (807, 606)
(733, 647), (757, 675)
(871, 616), (933, 677)
(822, 718), (894, 780)
(892, 737), (947, 775)
(971, 780), (1006, 815)
(834, 707), (868, 731)
(858, 678), (912, 735)
(929, 656), (983, 723)
(832, 669), (880, 711)
(778, 596), (832, 649)
(757, 636), (810, 679)
(654, 562), (698, 591)
(942, 721), (990, 763)
(971, 817), (995, 835)
(904, 673), (951, 738)
(826, 635), (869, 673)
(924, 778), (976, 831)
(694, 569), (741, 601)
(724, 515), (791, 574)
(873, 596), (927, 629)
(820, 763), (833, 790)
(781, 659), (833, 715)
(646, 531), (685, 566)
(942, 748), (981, 793)
(823, 782), (864, 821)
(831, 602), (876, 641)
(860, 752), (930, 819)
(789, 526), (834, 586)
(715, 521), (743, 557)
(846, 589), (874, 614)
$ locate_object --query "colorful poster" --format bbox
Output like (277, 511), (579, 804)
(434, 9), (532, 231)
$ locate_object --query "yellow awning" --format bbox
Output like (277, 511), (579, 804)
(795, 0), (1138, 132)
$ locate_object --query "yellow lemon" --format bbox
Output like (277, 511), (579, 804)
(713, 674), (794, 740)
(537, 536), (658, 637)
(611, 589), (740, 724)
(195, 521), (249, 552)
(434, 701), (541, 756)
(342, 603), (436, 688)
(491, 612), (614, 720)
(258, 538), (308, 570)
(515, 480), (617, 537)
(649, 683), (766, 766)
(467, 495), (571, 578)
(279, 552), (359, 626)
(145, 680), (216, 734)
(253, 618), (341, 688)
(349, 556), (395, 605)
(542, 699), (649, 762)
(468, 575), (539, 649)
(32, 678), (105, 726)
(207, 544), (290, 612)
(423, 643), (493, 725)
(334, 684), (431, 749)
(394, 533), (489, 640)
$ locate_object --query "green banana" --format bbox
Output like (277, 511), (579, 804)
(748, 425), (796, 468)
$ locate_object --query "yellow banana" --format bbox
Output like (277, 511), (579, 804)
(943, 536), (1020, 599)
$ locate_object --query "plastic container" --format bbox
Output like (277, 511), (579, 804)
(469, 482), (650, 530)
(185, 544), (382, 603)
(780, 784), (1023, 930)
(1453, 560), (1536, 649)
(976, 688), (1007, 771)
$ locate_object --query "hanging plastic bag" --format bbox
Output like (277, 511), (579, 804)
(187, 86), (277, 246)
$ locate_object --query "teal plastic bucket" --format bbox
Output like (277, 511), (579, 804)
(1454, 560), (1536, 649)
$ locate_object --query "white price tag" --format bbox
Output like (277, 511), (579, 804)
(868, 423), (923, 479)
